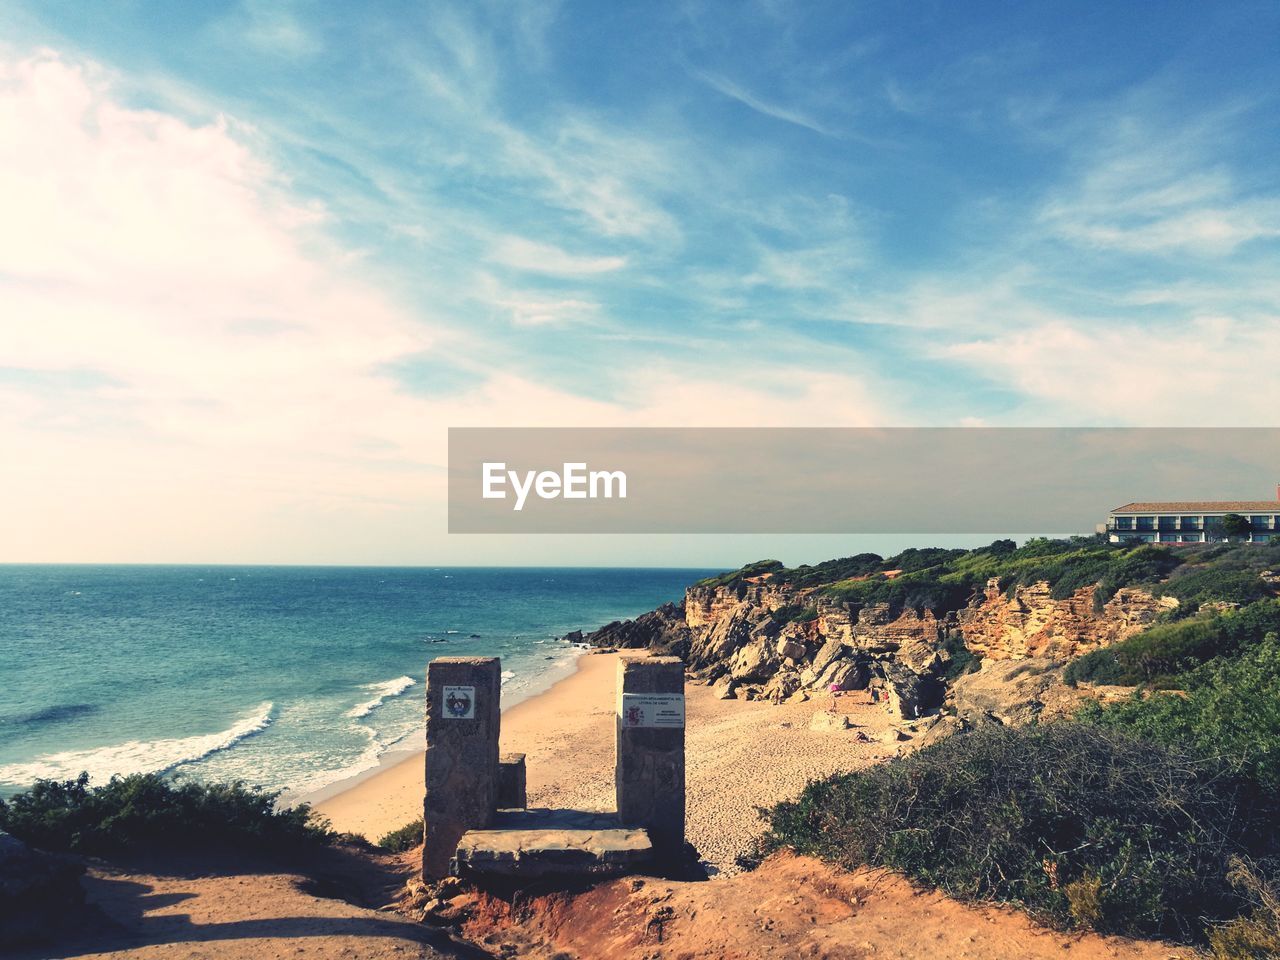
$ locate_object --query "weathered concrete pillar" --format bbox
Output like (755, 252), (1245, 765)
(423, 656), (501, 879)
(615, 656), (685, 861)
(497, 753), (527, 810)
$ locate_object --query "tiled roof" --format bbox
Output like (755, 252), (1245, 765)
(1111, 501), (1280, 513)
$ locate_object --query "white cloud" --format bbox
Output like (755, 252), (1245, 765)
(944, 316), (1280, 425)
(0, 49), (896, 562)
(1037, 104), (1280, 256)
(489, 235), (627, 275)
(497, 295), (598, 327)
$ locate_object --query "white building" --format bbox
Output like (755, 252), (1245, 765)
(1105, 488), (1280, 544)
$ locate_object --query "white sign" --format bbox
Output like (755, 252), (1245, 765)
(619, 693), (685, 728)
(442, 685), (476, 719)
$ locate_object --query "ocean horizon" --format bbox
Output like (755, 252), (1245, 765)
(0, 565), (710, 799)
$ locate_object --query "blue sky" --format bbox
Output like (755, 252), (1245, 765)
(1, 1), (1278, 564)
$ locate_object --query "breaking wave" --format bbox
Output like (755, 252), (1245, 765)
(0, 703), (274, 787)
(344, 676), (416, 719)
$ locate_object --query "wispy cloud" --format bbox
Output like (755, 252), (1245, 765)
(693, 67), (839, 136)
(489, 235), (627, 275)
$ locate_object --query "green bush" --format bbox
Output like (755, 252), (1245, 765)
(0, 773), (333, 856)
(378, 818), (423, 852)
(692, 559), (784, 589)
(770, 603), (818, 625)
(1078, 632), (1280, 791)
(941, 633), (981, 681)
(774, 553), (883, 588)
(1168, 569), (1273, 608)
(756, 724), (1279, 943)
(1066, 600), (1280, 687)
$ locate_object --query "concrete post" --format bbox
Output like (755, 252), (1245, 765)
(615, 656), (685, 861)
(423, 656), (501, 879)
(497, 753), (527, 810)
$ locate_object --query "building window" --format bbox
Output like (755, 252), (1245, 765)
(1113, 517), (1133, 530)
(1180, 516), (1202, 529)
(1160, 534), (1178, 542)
(1136, 516), (1155, 531)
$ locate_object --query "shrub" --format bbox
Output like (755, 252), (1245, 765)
(1163, 563), (1278, 610)
(692, 559), (784, 589)
(775, 553), (883, 588)
(0, 773), (333, 856)
(756, 724), (1279, 943)
(1210, 859), (1280, 960)
(1066, 600), (1280, 687)
(1078, 632), (1280, 791)
(770, 604), (818, 625)
(378, 818), (424, 852)
(940, 633), (981, 681)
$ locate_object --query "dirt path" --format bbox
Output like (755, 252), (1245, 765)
(11, 848), (480, 960)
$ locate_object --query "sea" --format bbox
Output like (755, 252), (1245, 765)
(0, 565), (710, 799)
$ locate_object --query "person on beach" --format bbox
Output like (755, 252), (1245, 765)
(828, 681), (843, 713)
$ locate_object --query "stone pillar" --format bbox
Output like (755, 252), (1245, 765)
(615, 656), (685, 861)
(423, 656), (501, 879)
(497, 753), (527, 810)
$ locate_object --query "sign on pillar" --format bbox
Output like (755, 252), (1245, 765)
(423, 656), (501, 879)
(615, 656), (686, 861)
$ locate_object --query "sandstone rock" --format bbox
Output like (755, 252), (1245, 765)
(785, 690), (810, 703)
(712, 676), (738, 700)
(692, 603), (759, 667)
(777, 638), (806, 662)
(881, 728), (910, 743)
(949, 658), (1086, 727)
(685, 580), (796, 629)
(762, 670), (802, 703)
(814, 658), (864, 692)
(916, 715), (965, 748)
(881, 662), (941, 720)
(729, 636), (779, 682)
(957, 579), (1174, 661)
(809, 636), (845, 678)
(810, 711), (852, 732)
(0, 830), (84, 948)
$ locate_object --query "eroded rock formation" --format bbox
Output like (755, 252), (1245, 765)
(571, 577), (1176, 722)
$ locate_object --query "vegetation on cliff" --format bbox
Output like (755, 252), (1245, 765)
(739, 538), (1280, 949)
(1066, 599), (1280, 687)
(758, 724), (1279, 944)
(1078, 629), (1280, 791)
(705, 538), (1279, 619)
(0, 773), (334, 856)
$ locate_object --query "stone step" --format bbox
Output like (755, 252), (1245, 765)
(453, 809), (653, 879)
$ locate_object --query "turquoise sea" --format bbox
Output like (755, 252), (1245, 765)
(0, 566), (708, 798)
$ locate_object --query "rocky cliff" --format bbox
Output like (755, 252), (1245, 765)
(573, 575), (1177, 722)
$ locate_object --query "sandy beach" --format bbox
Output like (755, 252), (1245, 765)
(314, 651), (904, 873)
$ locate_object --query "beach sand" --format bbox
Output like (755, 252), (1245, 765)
(314, 651), (903, 873)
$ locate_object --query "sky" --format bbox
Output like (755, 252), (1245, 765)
(1, 1), (1278, 566)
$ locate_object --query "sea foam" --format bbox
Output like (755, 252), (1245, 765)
(0, 703), (273, 787)
(344, 676), (416, 719)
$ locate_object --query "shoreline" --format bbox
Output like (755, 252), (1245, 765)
(313, 649), (906, 873)
(291, 644), (591, 811)
(310, 649), (624, 841)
